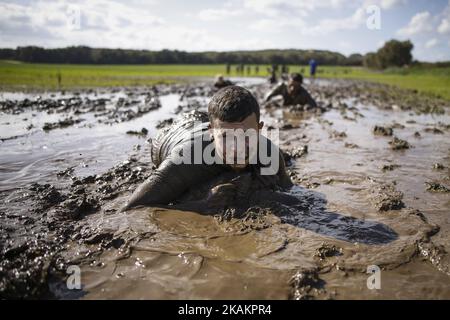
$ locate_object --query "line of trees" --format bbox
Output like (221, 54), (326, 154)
(0, 46), (364, 66)
(363, 40), (414, 69)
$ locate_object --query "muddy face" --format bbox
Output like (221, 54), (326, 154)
(287, 79), (302, 95)
(1, 78), (450, 299)
(210, 113), (263, 170)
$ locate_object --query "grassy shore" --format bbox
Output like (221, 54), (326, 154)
(1, 61), (449, 100)
(302, 65), (450, 101)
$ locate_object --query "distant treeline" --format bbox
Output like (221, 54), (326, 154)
(0, 46), (364, 66)
(363, 40), (414, 69)
(363, 39), (450, 70)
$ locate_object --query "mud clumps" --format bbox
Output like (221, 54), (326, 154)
(57, 167), (75, 178)
(425, 182), (450, 193)
(43, 117), (83, 131)
(339, 81), (447, 114)
(370, 182), (405, 211)
(284, 145), (308, 162)
(389, 136), (411, 150)
(381, 164), (401, 172)
(314, 242), (343, 261)
(55, 196), (100, 220)
(216, 206), (275, 233)
(373, 125), (393, 136)
(288, 171), (321, 189)
(330, 130), (347, 139)
(424, 127), (444, 135)
(81, 231), (126, 250)
(0, 88), (166, 131)
(126, 127), (148, 136)
(0, 150), (152, 298)
(29, 183), (65, 209)
(289, 271), (327, 300)
(344, 142), (359, 149)
(281, 123), (299, 130)
(432, 163), (445, 170)
(418, 241), (450, 276)
(0, 239), (64, 299)
(156, 118), (174, 129)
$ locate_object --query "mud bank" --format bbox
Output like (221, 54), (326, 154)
(1, 78), (449, 299)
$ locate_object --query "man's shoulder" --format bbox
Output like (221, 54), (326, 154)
(258, 134), (282, 160)
(276, 81), (287, 89)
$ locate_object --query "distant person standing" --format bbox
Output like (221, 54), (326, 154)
(267, 67), (277, 84)
(246, 65), (251, 76)
(57, 70), (62, 90)
(255, 65), (259, 75)
(281, 64), (289, 81)
(309, 59), (317, 81)
(225, 63), (231, 75)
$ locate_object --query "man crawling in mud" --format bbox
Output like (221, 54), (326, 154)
(265, 73), (317, 110)
(121, 85), (293, 212)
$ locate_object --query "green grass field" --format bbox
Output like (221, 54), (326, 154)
(304, 65), (450, 101)
(1, 61), (449, 100)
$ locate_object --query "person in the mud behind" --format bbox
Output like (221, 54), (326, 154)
(214, 74), (234, 89)
(121, 86), (292, 211)
(265, 73), (318, 110)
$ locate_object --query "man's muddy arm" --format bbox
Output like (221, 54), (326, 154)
(303, 88), (318, 108)
(120, 160), (186, 211)
(265, 83), (283, 102)
(258, 137), (293, 189)
(121, 153), (224, 211)
(277, 150), (293, 189)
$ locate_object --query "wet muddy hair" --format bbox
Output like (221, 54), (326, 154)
(208, 85), (260, 123)
(289, 73), (303, 84)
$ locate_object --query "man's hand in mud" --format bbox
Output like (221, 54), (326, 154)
(206, 183), (238, 209)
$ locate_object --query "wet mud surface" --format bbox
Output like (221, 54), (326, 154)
(1, 78), (450, 299)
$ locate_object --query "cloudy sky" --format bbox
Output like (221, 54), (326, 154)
(0, 0), (449, 61)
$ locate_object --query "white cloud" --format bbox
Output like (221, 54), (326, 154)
(425, 38), (438, 48)
(397, 11), (432, 36)
(0, 0), (276, 52)
(360, 0), (407, 10)
(197, 9), (242, 21)
(0, 0), (166, 47)
(437, 18), (450, 34)
(307, 7), (366, 35)
(0, 0), (447, 62)
(379, 0), (406, 10)
(249, 5), (366, 35)
(243, 0), (349, 18)
(249, 18), (306, 32)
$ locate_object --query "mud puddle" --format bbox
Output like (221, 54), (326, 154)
(1, 78), (449, 299)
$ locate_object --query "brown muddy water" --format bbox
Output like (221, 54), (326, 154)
(0, 78), (449, 299)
